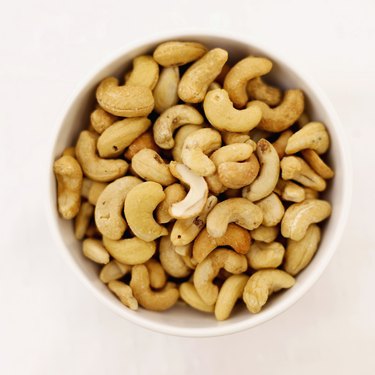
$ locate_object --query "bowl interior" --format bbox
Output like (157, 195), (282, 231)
(48, 34), (349, 337)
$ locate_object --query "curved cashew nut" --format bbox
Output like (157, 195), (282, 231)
(90, 107), (117, 134)
(255, 193), (285, 227)
(206, 197), (263, 238)
(247, 89), (304, 132)
(153, 67), (180, 114)
(76, 131), (128, 182)
(251, 225), (279, 243)
(96, 77), (154, 117)
(281, 199), (332, 241)
(246, 241), (285, 270)
(178, 48), (228, 103)
(246, 77), (282, 107)
(193, 248), (248, 305)
(181, 128), (222, 176)
(224, 56), (273, 108)
(156, 183), (186, 224)
(179, 282), (214, 313)
(153, 104), (204, 149)
(286, 122), (329, 155)
(145, 259), (167, 289)
(215, 274), (249, 321)
(204, 89), (262, 132)
(274, 179), (305, 203)
(301, 149), (334, 179)
(82, 238), (110, 264)
(192, 224), (251, 263)
(108, 280), (138, 310)
(280, 156), (326, 192)
(169, 162), (208, 219)
(53, 155), (83, 219)
(75, 201), (94, 240)
(99, 260), (131, 284)
(242, 139), (280, 202)
(95, 176), (141, 240)
(243, 270), (295, 313)
(126, 55), (159, 90)
(272, 130), (293, 159)
(124, 181), (168, 241)
(130, 265), (179, 311)
(153, 41), (207, 67)
(172, 125), (202, 163)
(124, 131), (161, 160)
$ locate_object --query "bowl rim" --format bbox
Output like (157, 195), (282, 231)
(45, 29), (352, 337)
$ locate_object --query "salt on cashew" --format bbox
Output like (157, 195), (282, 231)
(125, 55), (159, 90)
(99, 260), (131, 283)
(206, 197), (263, 238)
(247, 89), (304, 132)
(179, 282), (214, 313)
(90, 107), (117, 134)
(130, 265), (179, 311)
(242, 139), (280, 202)
(53, 155), (83, 219)
(153, 41), (207, 67)
(108, 280), (138, 311)
(82, 238), (110, 264)
(103, 236), (156, 265)
(62, 147), (76, 158)
(145, 259), (167, 289)
(131, 149), (176, 186)
(246, 241), (285, 270)
(153, 67), (180, 114)
(281, 199), (331, 241)
(251, 225), (279, 243)
(96, 77), (154, 117)
(243, 270), (295, 313)
(274, 179), (305, 203)
(76, 131), (128, 182)
(255, 193), (285, 227)
(169, 162), (208, 219)
(153, 104), (204, 149)
(203, 89), (262, 132)
(301, 149), (334, 179)
(74, 201), (94, 240)
(124, 131), (161, 160)
(181, 128), (222, 176)
(172, 125), (202, 162)
(193, 248), (248, 305)
(178, 48), (228, 103)
(246, 77), (282, 107)
(124, 181), (168, 241)
(192, 224), (251, 263)
(280, 156), (326, 192)
(95, 176), (141, 240)
(272, 130), (293, 159)
(285, 122), (329, 155)
(214, 274), (249, 321)
(156, 183), (186, 224)
(224, 56), (273, 108)
(97, 117), (151, 158)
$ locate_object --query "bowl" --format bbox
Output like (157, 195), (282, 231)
(46, 31), (351, 337)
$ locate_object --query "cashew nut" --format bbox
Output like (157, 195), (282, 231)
(251, 225), (279, 243)
(242, 139), (280, 202)
(215, 274), (249, 321)
(178, 48), (228, 103)
(246, 77), (282, 107)
(90, 107), (117, 134)
(281, 199), (332, 241)
(204, 89), (262, 132)
(193, 248), (248, 305)
(96, 77), (154, 117)
(255, 193), (285, 227)
(153, 104), (204, 149)
(75, 201), (94, 240)
(272, 130), (293, 159)
(82, 238), (110, 264)
(274, 179), (305, 203)
(243, 270), (295, 313)
(76, 131), (128, 182)
(153, 67), (180, 114)
(247, 89), (304, 132)
(145, 259), (167, 289)
(172, 125), (202, 162)
(280, 156), (326, 192)
(156, 183), (186, 224)
(130, 265), (179, 311)
(53, 155), (83, 219)
(246, 241), (285, 270)
(124, 131), (161, 161)
(124, 181), (168, 241)
(301, 149), (334, 179)
(108, 280), (138, 310)
(224, 56), (273, 108)
(126, 55), (159, 90)
(99, 260), (131, 283)
(179, 282), (214, 313)
(62, 147), (76, 157)
(207, 197), (263, 238)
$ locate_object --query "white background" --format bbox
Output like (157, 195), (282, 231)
(1, 0), (374, 374)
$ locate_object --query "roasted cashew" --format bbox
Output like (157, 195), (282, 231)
(224, 56), (273, 108)
(179, 282), (214, 313)
(274, 179), (305, 203)
(281, 199), (331, 241)
(286, 122), (329, 155)
(247, 89), (304, 132)
(90, 107), (117, 134)
(103, 236), (156, 265)
(95, 176), (141, 240)
(153, 67), (180, 114)
(82, 238), (110, 264)
(156, 183), (186, 224)
(169, 162), (208, 219)
(96, 77), (154, 117)
(108, 280), (138, 310)
(124, 131), (161, 160)
(255, 193), (285, 227)
(251, 225), (279, 243)
(126, 55), (159, 90)
(193, 248), (248, 305)
(246, 77), (282, 107)
(243, 270), (295, 313)
(99, 260), (131, 283)
(62, 147), (76, 158)
(53, 155), (83, 219)
(242, 139), (280, 202)
(215, 274), (249, 321)
(204, 89), (262, 132)
(153, 104), (204, 149)
(272, 130), (293, 159)
(178, 48), (228, 103)
(181, 128), (222, 176)
(145, 259), (167, 289)
(192, 224), (251, 263)
(76, 131), (128, 182)
(301, 149), (334, 179)
(206, 197), (263, 238)
(280, 156), (326, 192)
(246, 241), (285, 270)
(172, 125), (201, 162)
(153, 41), (207, 67)
(74, 201), (94, 240)
(97, 117), (151, 158)
(124, 181), (168, 241)
(130, 265), (179, 311)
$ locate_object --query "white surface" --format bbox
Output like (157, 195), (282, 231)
(0, 0), (374, 373)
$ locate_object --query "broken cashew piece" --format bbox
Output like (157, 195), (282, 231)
(99, 260), (131, 284)
(272, 130), (293, 159)
(247, 77), (282, 107)
(274, 179), (305, 203)
(179, 282), (214, 313)
(125, 55), (159, 90)
(145, 259), (167, 289)
(74, 201), (94, 240)
(301, 149), (334, 179)
(124, 131), (161, 161)
(108, 280), (138, 311)
(82, 238), (110, 264)
(251, 225), (279, 243)
(246, 241), (285, 270)
(156, 183), (186, 224)
(255, 193), (285, 227)
(90, 107), (117, 134)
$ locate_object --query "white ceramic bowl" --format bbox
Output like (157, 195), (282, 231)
(46, 32), (351, 337)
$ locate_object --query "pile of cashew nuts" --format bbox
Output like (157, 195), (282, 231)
(53, 41), (334, 320)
